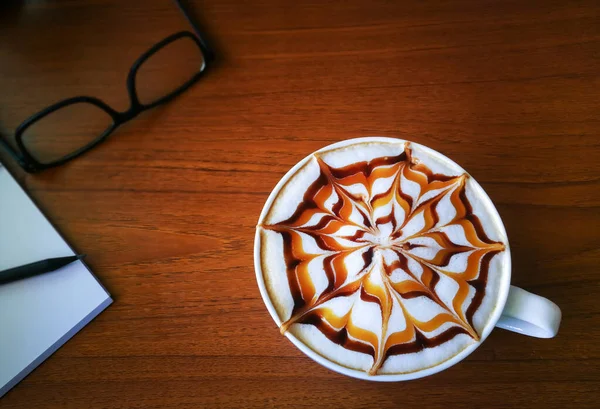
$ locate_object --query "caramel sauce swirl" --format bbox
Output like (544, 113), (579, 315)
(260, 144), (505, 375)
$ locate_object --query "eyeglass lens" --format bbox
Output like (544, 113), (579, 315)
(135, 35), (206, 106)
(21, 102), (113, 165)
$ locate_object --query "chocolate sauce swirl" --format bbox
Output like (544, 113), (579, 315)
(260, 144), (505, 375)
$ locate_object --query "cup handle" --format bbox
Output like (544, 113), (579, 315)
(495, 285), (562, 338)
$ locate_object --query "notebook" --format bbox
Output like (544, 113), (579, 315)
(0, 164), (112, 397)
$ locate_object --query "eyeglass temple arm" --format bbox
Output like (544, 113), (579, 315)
(173, 0), (216, 63)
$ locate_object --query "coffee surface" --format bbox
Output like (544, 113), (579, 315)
(257, 139), (509, 375)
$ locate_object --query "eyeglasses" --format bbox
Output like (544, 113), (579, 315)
(0, 0), (214, 173)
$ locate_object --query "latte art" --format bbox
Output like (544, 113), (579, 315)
(257, 140), (509, 375)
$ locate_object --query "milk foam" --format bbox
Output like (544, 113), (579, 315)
(257, 139), (509, 375)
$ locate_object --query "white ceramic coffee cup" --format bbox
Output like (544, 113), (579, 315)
(254, 137), (561, 381)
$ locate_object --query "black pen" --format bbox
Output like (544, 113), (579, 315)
(0, 255), (86, 285)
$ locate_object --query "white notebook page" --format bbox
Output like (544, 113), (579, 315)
(0, 165), (112, 397)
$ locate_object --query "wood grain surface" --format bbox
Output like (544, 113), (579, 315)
(1, 0), (599, 407)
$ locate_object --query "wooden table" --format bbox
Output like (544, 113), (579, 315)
(1, 0), (598, 407)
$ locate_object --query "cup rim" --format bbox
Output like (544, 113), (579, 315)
(254, 136), (512, 381)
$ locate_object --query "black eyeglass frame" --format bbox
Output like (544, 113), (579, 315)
(0, 1), (214, 173)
